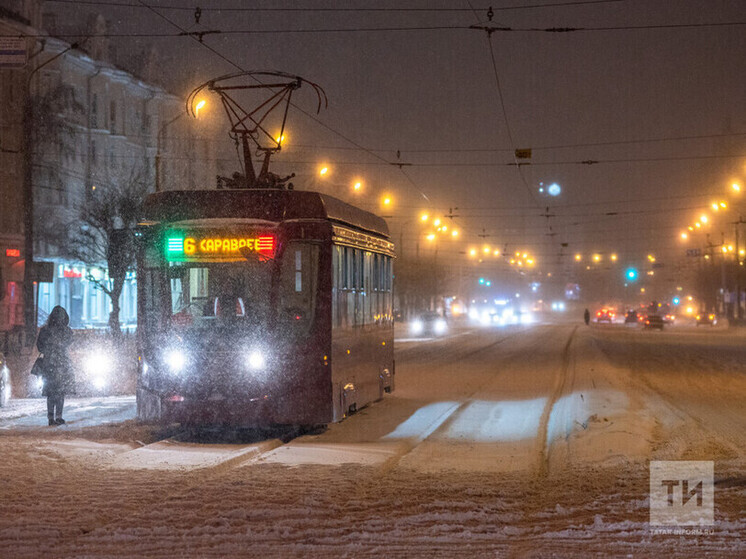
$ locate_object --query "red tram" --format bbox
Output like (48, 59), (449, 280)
(135, 189), (395, 426)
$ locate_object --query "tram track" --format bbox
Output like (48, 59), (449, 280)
(368, 325), (577, 478)
(61, 326), (573, 547)
(537, 325), (578, 476)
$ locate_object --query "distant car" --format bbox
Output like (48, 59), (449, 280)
(624, 310), (639, 324)
(596, 309), (615, 323)
(696, 312), (716, 326)
(0, 352), (10, 406)
(662, 313), (676, 324)
(410, 312), (448, 337)
(643, 315), (665, 330)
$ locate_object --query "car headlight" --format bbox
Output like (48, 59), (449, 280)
(91, 374), (108, 390)
(434, 319), (447, 334)
(245, 349), (266, 371)
(164, 349), (187, 374)
(410, 320), (424, 334)
(83, 351), (113, 375)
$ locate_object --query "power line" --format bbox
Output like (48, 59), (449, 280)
(44, 0), (627, 12)
(132, 0), (432, 203)
(296, 131), (745, 154)
(5, 21), (745, 39)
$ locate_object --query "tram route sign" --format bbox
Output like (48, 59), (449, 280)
(165, 230), (276, 262)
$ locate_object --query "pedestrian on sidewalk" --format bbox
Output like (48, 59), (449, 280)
(36, 306), (74, 426)
(583, 308), (590, 326)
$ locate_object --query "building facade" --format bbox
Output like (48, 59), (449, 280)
(1, 2), (219, 339)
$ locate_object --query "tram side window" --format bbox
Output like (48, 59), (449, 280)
(280, 243), (318, 331)
(363, 251), (371, 325)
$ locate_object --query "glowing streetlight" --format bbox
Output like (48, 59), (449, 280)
(353, 181), (362, 192)
(194, 99), (206, 117)
(592, 254), (601, 263)
(319, 166), (329, 176)
(681, 232), (688, 240)
(733, 182), (741, 192)
(451, 230), (459, 238)
(433, 218), (441, 227)
(610, 253), (618, 262)
(420, 213), (429, 222)
(426, 233), (436, 241)
(574, 254), (582, 261)
(700, 214), (708, 223)
(469, 248), (477, 257)
(647, 254), (656, 263)
(483, 246), (491, 255)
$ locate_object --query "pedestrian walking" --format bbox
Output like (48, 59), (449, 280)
(583, 308), (590, 326)
(36, 306), (74, 426)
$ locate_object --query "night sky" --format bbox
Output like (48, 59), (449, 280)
(45, 0), (746, 285)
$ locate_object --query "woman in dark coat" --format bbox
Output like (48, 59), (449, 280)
(36, 306), (74, 426)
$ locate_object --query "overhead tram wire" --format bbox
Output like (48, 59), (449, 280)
(466, 4), (542, 209)
(288, 131), (746, 154)
(6, 20), (746, 39)
(45, 0), (628, 12)
(134, 0), (432, 204)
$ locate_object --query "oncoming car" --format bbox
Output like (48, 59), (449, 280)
(27, 334), (132, 397)
(410, 312), (448, 337)
(696, 312), (716, 326)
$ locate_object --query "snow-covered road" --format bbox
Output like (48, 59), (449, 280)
(0, 323), (743, 557)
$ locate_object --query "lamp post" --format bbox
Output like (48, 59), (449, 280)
(155, 100), (205, 192)
(155, 113), (182, 193)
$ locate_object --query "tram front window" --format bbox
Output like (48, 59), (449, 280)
(169, 263), (272, 331)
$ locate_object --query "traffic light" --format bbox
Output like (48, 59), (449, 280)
(478, 277), (485, 285)
(625, 268), (638, 281)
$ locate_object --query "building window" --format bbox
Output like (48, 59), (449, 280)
(91, 93), (98, 128)
(110, 100), (116, 133)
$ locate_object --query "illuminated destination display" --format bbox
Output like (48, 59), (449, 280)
(166, 233), (275, 260)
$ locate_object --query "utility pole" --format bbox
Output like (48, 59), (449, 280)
(734, 217), (745, 320)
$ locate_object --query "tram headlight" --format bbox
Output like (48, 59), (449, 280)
(434, 319), (447, 334)
(164, 349), (187, 374)
(410, 320), (424, 335)
(245, 350), (266, 371)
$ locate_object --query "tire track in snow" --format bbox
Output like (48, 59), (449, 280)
(371, 328), (535, 477)
(536, 325), (578, 477)
(610, 329), (746, 460)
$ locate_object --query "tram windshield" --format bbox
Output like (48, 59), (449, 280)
(139, 235), (320, 341)
(169, 262), (272, 331)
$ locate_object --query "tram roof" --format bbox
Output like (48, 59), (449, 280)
(143, 189), (390, 238)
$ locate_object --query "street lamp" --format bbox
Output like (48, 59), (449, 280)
(155, 98), (206, 192)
